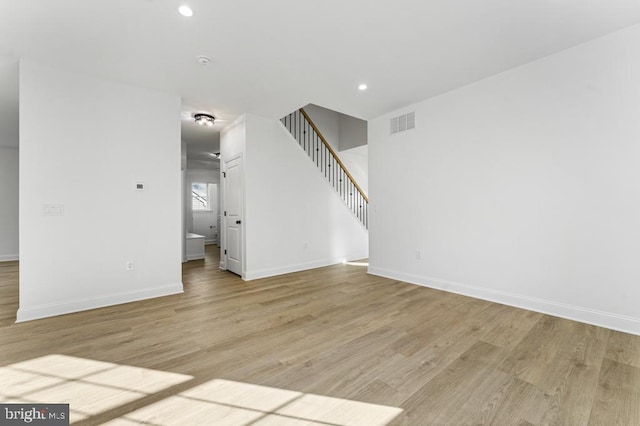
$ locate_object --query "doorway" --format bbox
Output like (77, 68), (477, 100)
(191, 182), (219, 244)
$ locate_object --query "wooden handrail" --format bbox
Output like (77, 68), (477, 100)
(299, 108), (369, 203)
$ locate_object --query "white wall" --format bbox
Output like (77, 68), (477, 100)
(181, 139), (187, 263)
(243, 114), (368, 280)
(0, 61), (19, 262)
(19, 60), (183, 322)
(338, 112), (367, 151)
(369, 25), (640, 335)
(0, 61), (19, 149)
(0, 147), (19, 261)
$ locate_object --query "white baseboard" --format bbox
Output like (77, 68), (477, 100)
(16, 283), (184, 323)
(368, 266), (640, 336)
(245, 252), (369, 281)
(0, 254), (19, 262)
(185, 254), (205, 261)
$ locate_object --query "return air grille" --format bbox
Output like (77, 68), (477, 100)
(390, 111), (415, 134)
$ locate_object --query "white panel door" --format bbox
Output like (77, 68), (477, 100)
(224, 157), (242, 276)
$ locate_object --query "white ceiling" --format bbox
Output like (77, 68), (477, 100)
(1, 0), (640, 155)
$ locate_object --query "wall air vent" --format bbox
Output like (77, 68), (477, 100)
(390, 111), (415, 135)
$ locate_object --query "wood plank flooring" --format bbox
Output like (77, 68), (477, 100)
(1, 246), (639, 425)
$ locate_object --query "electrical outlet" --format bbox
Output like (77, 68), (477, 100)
(126, 260), (135, 271)
(303, 242), (309, 249)
(415, 250), (422, 260)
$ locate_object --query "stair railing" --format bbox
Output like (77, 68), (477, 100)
(281, 108), (368, 229)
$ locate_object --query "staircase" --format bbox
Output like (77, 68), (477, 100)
(281, 108), (368, 229)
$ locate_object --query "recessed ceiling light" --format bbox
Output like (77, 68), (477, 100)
(358, 83), (368, 91)
(178, 5), (193, 17)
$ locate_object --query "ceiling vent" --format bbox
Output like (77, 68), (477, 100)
(390, 111), (415, 135)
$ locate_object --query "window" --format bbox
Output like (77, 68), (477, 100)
(191, 182), (219, 213)
(192, 182), (209, 211)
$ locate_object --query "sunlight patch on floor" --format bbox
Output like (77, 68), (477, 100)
(107, 378), (402, 426)
(0, 354), (193, 423)
(0, 355), (401, 425)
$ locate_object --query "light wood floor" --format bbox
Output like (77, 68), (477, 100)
(1, 246), (639, 425)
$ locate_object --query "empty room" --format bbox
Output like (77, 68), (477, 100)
(1, 1), (639, 425)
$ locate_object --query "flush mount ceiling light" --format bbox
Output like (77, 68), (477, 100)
(194, 113), (215, 127)
(358, 83), (368, 91)
(178, 5), (193, 17)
